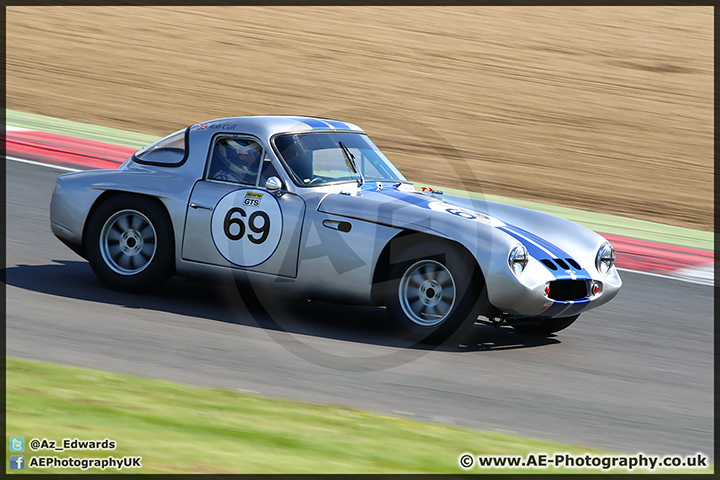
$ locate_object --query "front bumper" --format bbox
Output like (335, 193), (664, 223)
(485, 256), (622, 319)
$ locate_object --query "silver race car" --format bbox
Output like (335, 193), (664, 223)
(50, 116), (621, 343)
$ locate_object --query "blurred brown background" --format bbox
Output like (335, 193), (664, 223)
(6, 6), (713, 231)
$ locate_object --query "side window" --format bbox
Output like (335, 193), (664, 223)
(207, 137), (263, 186)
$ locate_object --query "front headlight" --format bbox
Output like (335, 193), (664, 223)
(595, 242), (615, 275)
(508, 244), (528, 276)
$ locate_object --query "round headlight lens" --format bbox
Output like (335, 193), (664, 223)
(508, 244), (528, 276)
(595, 242), (615, 276)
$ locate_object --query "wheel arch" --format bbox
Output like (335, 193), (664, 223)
(370, 229), (487, 305)
(82, 190), (177, 269)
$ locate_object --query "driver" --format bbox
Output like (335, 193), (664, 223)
(210, 139), (262, 184)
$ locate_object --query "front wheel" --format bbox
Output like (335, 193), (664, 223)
(85, 194), (174, 293)
(384, 238), (483, 345)
(511, 315), (580, 336)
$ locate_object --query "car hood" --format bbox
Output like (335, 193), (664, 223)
(317, 183), (608, 278)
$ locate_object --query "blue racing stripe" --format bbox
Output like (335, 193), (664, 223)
(501, 224), (569, 259)
(499, 224), (591, 278)
(374, 188), (432, 207)
(561, 300), (591, 317)
(324, 119), (352, 130)
(295, 118), (331, 129)
(498, 227), (576, 280)
(366, 188), (589, 279)
(537, 301), (568, 318)
(497, 226), (555, 264)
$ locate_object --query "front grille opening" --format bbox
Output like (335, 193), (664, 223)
(548, 280), (588, 301)
(554, 258), (570, 270)
(541, 259), (558, 270)
(566, 258), (581, 269)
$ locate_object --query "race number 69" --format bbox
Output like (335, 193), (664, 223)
(212, 190), (283, 267)
(224, 207), (270, 244)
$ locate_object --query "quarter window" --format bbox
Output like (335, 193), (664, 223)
(133, 129), (187, 166)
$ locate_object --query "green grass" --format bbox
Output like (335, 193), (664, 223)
(5, 358), (712, 474)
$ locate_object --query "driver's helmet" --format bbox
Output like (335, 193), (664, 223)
(216, 139), (262, 178)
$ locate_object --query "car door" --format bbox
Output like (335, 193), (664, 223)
(181, 134), (305, 277)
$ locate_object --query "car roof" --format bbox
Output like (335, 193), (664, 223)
(189, 116), (365, 141)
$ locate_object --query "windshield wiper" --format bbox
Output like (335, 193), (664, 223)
(339, 141), (365, 187)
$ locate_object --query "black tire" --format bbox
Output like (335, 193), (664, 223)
(85, 194), (174, 293)
(511, 315), (580, 336)
(383, 236), (483, 345)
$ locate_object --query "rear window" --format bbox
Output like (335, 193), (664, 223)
(133, 128), (187, 166)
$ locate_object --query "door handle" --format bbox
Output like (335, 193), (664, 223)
(190, 202), (213, 211)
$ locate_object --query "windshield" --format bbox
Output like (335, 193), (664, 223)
(273, 132), (406, 186)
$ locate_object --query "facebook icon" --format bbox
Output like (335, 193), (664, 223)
(10, 455), (25, 470)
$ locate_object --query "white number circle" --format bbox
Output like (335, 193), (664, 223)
(211, 189), (283, 267)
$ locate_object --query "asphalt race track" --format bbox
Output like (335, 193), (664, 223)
(5, 159), (713, 459)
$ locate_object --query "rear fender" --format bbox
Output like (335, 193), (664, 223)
(52, 168), (196, 266)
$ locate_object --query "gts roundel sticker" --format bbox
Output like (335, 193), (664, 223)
(211, 189), (283, 267)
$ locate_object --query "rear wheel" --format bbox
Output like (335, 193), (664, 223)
(85, 194), (174, 293)
(511, 315), (580, 336)
(384, 237), (483, 345)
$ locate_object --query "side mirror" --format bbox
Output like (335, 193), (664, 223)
(265, 176), (283, 193)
